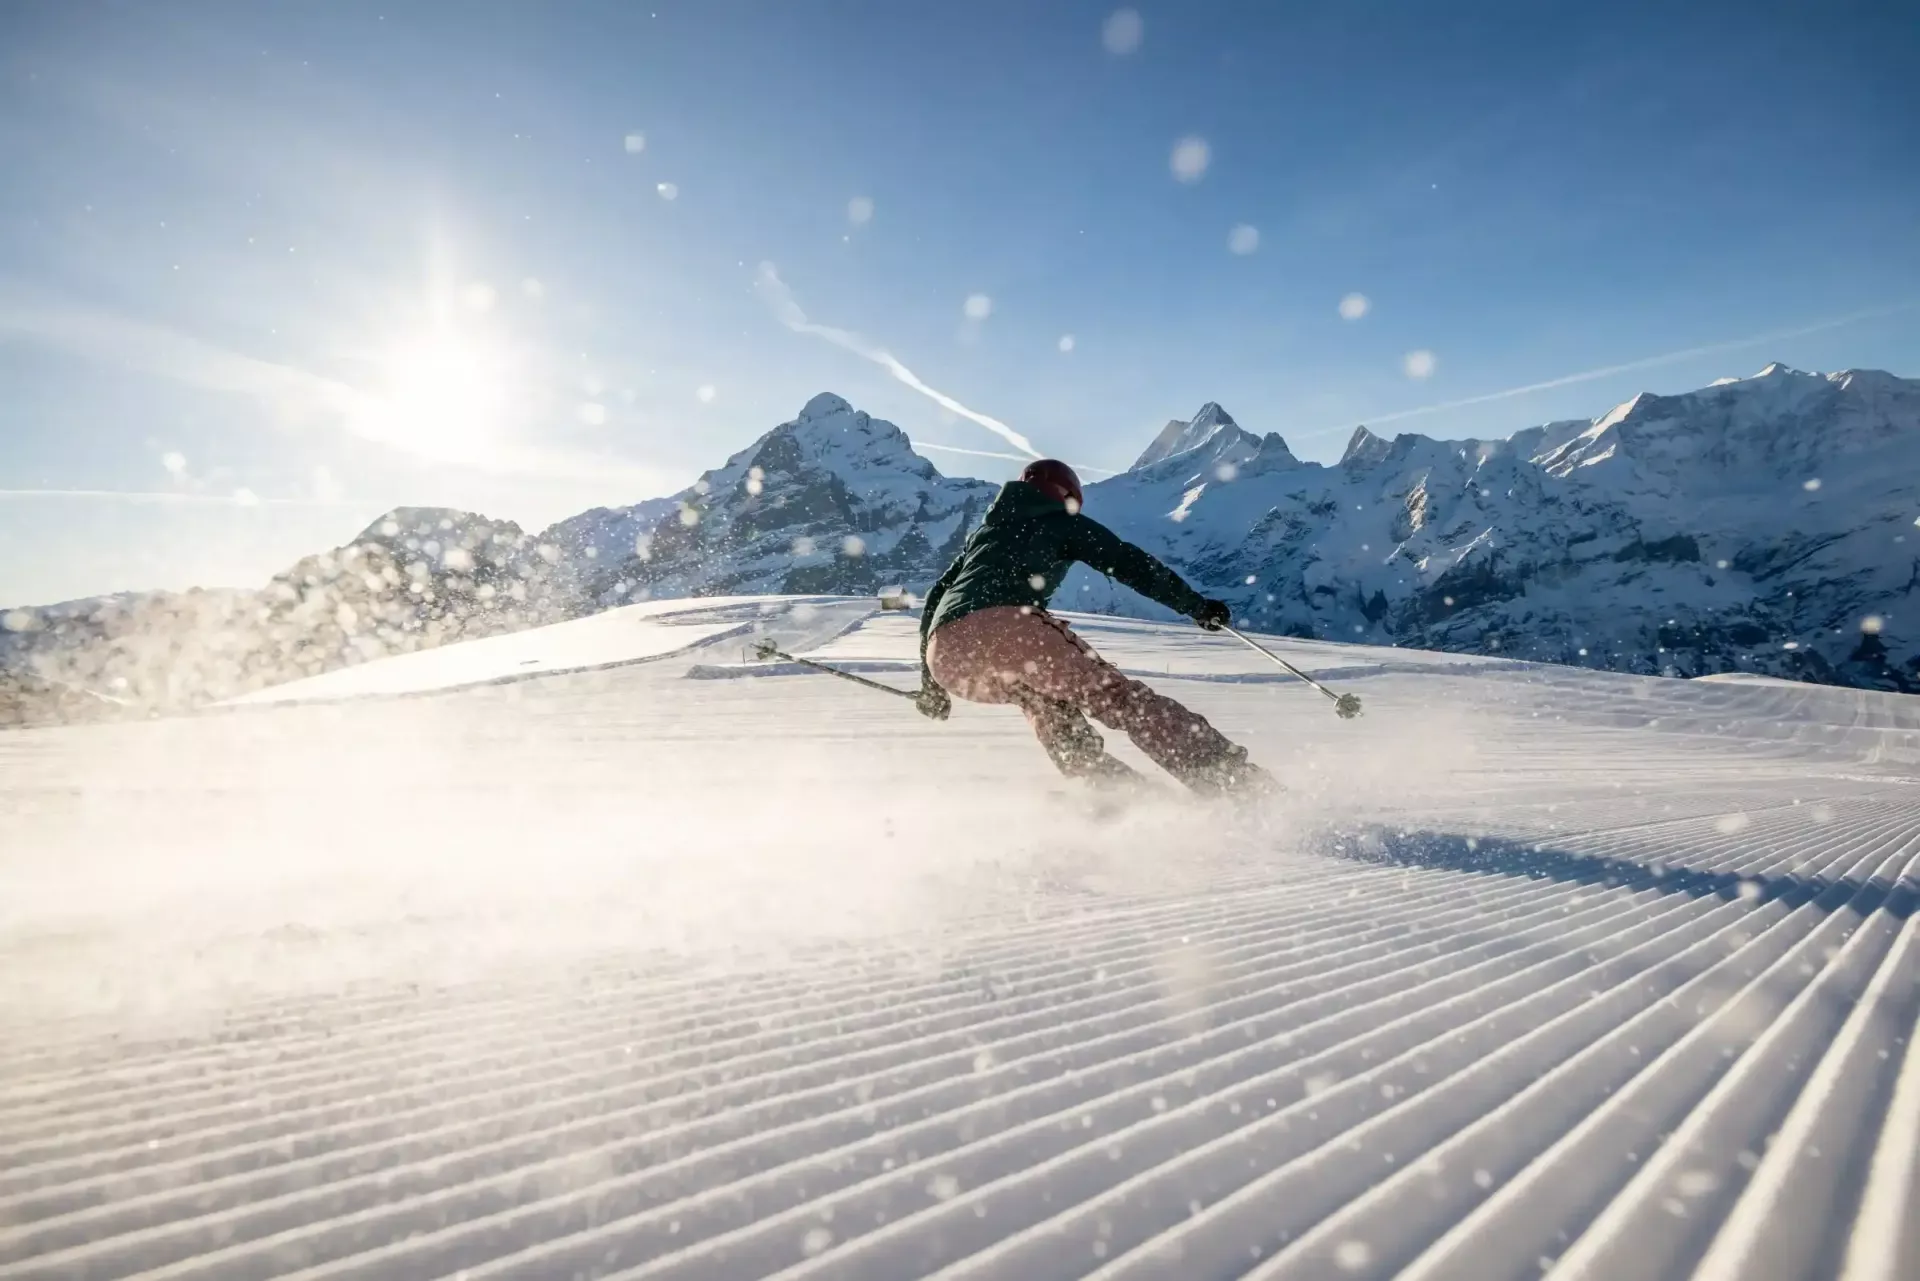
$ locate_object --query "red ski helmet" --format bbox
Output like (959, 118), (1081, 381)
(1020, 458), (1083, 509)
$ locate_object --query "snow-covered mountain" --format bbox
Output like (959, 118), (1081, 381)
(566, 368), (1916, 692)
(4, 365), (1916, 725)
(1067, 364), (1919, 692)
(562, 392), (997, 604)
(1129, 401), (1263, 474)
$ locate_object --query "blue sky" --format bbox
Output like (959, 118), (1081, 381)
(2, 0), (1916, 604)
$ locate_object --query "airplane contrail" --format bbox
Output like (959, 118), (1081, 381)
(755, 263), (1042, 459)
(1294, 300), (1918, 443)
(911, 440), (1118, 476)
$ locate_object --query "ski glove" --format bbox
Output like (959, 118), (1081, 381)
(914, 678), (952, 722)
(1194, 599), (1232, 631)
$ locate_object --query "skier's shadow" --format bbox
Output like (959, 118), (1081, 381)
(1321, 825), (1913, 919)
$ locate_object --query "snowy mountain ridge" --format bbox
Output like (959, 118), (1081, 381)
(3, 363), (1915, 723)
(1130, 401), (1265, 474)
(557, 362), (1914, 692)
(1065, 363), (1918, 691)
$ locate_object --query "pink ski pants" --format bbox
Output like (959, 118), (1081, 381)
(925, 606), (1236, 776)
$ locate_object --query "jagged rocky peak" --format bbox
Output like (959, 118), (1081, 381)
(797, 391), (854, 421)
(745, 393), (937, 491)
(783, 391), (905, 445)
(785, 390), (911, 448)
(1248, 431), (1300, 469)
(1189, 401), (1237, 432)
(1340, 425), (1395, 467)
(564, 391), (995, 606)
(1130, 401), (1263, 473)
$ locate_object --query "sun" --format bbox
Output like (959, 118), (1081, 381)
(357, 325), (512, 462)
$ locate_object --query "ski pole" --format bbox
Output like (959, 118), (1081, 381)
(751, 638), (916, 700)
(1222, 625), (1363, 719)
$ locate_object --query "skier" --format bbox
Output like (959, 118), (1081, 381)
(914, 459), (1275, 797)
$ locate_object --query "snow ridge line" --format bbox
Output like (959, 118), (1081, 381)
(3, 791), (1848, 1161)
(0, 859), (1335, 1095)
(771, 819), (1917, 1281)
(255, 875), (1680, 1281)
(1217, 838), (1920, 1280)
(0, 860), (1379, 1154)
(3, 806), (1904, 1281)
(0, 865), (1463, 1238)
(0, 865), (1579, 1272)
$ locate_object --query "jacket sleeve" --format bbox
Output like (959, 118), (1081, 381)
(1065, 514), (1208, 618)
(918, 555), (964, 674)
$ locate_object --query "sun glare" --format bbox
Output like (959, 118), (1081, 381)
(360, 328), (511, 460)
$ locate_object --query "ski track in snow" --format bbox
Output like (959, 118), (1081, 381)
(1, 597), (1915, 1280)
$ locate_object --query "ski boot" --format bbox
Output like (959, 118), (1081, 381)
(1176, 743), (1283, 802)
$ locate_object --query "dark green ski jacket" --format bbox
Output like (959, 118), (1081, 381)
(919, 480), (1208, 666)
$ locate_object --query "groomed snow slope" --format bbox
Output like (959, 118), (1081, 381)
(1, 596), (1915, 1281)
(220, 596), (803, 706)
